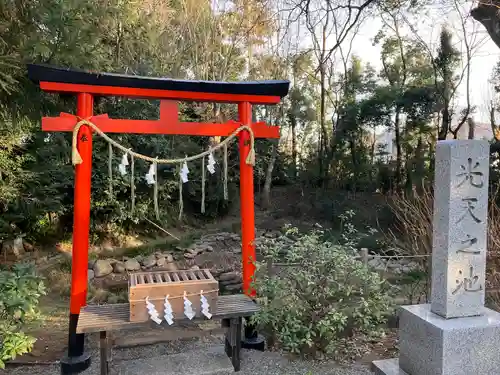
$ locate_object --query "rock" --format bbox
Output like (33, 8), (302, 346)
(135, 255), (143, 264)
(387, 261), (400, 269)
(205, 245), (213, 252)
(374, 264), (387, 272)
(165, 254), (174, 263)
(264, 231), (279, 238)
(2, 237), (25, 260)
(218, 272), (240, 282)
(101, 241), (114, 252)
(88, 269), (95, 281)
(184, 252), (196, 259)
(125, 258), (141, 271)
(190, 265), (200, 270)
(23, 241), (35, 252)
(407, 261), (419, 269)
(143, 255), (157, 268)
(36, 255), (48, 265)
(220, 279), (241, 286)
(13, 237), (24, 253)
(210, 268), (222, 278)
(165, 262), (178, 271)
(189, 246), (207, 255)
(156, 256), (166, 267)
(108, 258), (118, 265)
(368, 258), (381, 268)
(224, 283), (242, 291)
(88, 259), (97, 269)
(231, 247), (242, 254)
(155, 252), (163, 259)
(113, 261), (126, 274)
(93, 259), (113, 277)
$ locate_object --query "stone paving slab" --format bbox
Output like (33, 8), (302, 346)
(114, 345), (233, 375)
(5, 347), (375, 375)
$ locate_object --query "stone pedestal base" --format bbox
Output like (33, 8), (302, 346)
(372, 358), (408, 375)
(372, 304), (500, 375)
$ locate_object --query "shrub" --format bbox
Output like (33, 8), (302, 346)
(0, 263), (46, 368)
(251, 225), (393, 359)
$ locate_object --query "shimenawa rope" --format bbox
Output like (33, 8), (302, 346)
(71, 118), (253, 220)
(71, 118), (255, 166)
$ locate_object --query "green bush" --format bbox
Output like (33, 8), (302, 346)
(251, 225), (393, 359)
(0, 263), (46, 368)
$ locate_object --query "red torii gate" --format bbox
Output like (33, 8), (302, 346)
(28, 64), (289, 374)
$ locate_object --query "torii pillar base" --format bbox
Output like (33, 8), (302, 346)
(60, 352), (91, 375)
(242, 319), (265, 351)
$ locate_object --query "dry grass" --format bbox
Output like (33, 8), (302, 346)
(387, 189), (433, 302)
(46, 268), (72, 297)
(486, 195), (500, 310)
(387, 189), (433, 259)
(388, 187), (500, 310)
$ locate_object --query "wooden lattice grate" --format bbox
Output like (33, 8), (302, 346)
(130, 269), (215, 287)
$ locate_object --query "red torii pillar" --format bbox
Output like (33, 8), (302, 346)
(28, 64), (289, 374)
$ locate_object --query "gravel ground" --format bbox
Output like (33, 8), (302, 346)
(231, 350), (373, 375)
(3, 335), (374, 375)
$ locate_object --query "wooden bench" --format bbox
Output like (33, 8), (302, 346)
(77, 294), (260, 375)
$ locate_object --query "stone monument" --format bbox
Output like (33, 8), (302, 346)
(372, 140), (500, 375)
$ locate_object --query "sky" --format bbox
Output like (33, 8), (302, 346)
(345, 3), (500, 124)
(219, 1), (500, 125)
(271, 0), (500, 125)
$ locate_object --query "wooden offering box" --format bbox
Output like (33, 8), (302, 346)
(128, 269), (218, 323)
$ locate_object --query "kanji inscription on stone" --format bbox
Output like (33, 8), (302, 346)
(431, 140), (489, 319)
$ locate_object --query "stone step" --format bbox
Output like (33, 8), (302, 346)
(114, 345), (234, 375)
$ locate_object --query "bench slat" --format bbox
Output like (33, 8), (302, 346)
(77, 294), (259, 333)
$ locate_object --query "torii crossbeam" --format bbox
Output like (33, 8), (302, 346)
(28, 64), (289, 375)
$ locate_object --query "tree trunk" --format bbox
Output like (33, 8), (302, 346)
(415, 136), (425, 195)
(261, 141), (278, 210)
(490, 103), (500, 142)
(348, 136), (357, 191)
(291, 115), (297, 178)
(319, 66), (327, 183)
(467, 117), (475, 140)
(404, 161), (413, 196)
(370, 127), (376, 182)
(319, 24), (328, 184)
(394, 106), (403, 188)
(428, 139), (435, 182)
(472, 5), (500, 49)
(439, 105), (451, 140)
